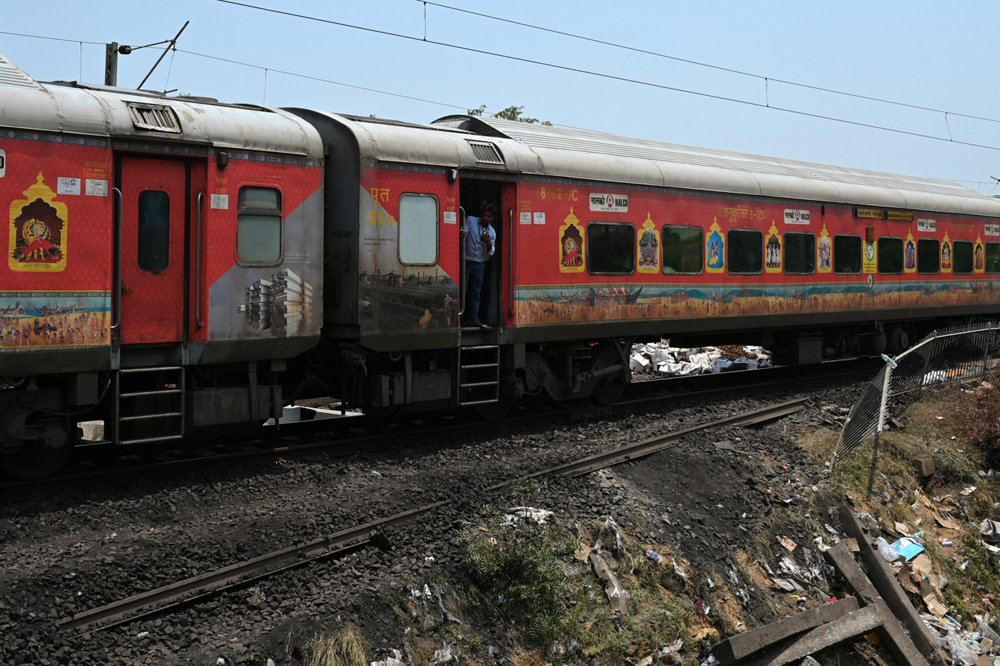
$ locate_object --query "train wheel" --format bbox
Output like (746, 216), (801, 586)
(886, 326), (910, 355)
(475, 397), (513, 422)
(591, 345), (628, 406)
(0, 426), (73, 480)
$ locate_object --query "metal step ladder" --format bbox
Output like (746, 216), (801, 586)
(457, 345), (500, 406)
(114, 366), (185, 445)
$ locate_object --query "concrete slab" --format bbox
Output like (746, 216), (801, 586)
(837, 506), (946, 665)
(712, 597), (860, 665)
(740, 606), (882, 666)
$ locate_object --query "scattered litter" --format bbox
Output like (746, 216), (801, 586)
(980, 519), (1000, 545)
(961, 486), (978, 496)
(637, 639), (684, 666)
(935, 515), (962, 531)
(629, 341), (771, 378)
(136, 631), (149, 639)
(876, 536), (902, 562)
(825, 524), (839, 536)
(771, 577), (805, 592)
(645, 549), (665, 565)
(370, 649), (404, 666)
(938, 538), (953, 547)
(961, 561), (970, 571)
(696, 599), (711, 616)
(500, 507), (554, 526)
(432, 642), (456, 664)
(777, 535), (798, 552)
(893, 537), (926, 560)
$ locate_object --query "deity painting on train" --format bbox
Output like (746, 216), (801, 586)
(765, 223), (782, 273)
(637, 215), (660, 273)
(817, 235), (831, 272)
(9, 173), (68, 273)
(558, 208), (585, 273)
(975, 237), (985, 273)
(706, 219), (725, 273)
(941, 240), (952, 272)
(905, 238), (916, 271)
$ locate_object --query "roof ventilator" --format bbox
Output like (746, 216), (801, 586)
(127, 103), (182, 134)
(467, 141), (504, 165)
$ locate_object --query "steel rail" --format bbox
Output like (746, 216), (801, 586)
(1, 364), (871, 500)
(485, 397), (807, 491)
(57, 501), (447, 634)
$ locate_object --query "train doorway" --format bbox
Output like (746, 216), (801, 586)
(117, 157), (188, 345)
(459, 180), (515, 329)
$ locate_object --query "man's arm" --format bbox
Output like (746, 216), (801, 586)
(486, 226), (496, 256)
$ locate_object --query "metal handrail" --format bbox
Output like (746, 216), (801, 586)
(195, 192), (203, 328)
(458, 206), (466, 318)
(111, 187), (123, 336)
(507, 208), (515, 320)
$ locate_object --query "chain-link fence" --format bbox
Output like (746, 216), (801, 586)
(832, 321), (1000, 469)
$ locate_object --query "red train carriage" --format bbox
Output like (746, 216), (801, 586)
(0, 55), (324, 477)
(292, 112), (1000, 418)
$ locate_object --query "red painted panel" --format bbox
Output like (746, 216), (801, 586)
(120, 157), (187, 344)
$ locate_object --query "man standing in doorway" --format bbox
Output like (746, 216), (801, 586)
(461, 202), (497, 328)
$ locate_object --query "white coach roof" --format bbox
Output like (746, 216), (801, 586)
(0, 52), (322, 158)
(434, 115), (1000, 219)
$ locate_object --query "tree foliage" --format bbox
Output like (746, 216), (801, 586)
(469, 104), (553, 126)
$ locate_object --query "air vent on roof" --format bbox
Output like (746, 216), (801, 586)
(467, 140), (504, 165)
(0, 53), (40, 89)
(127, 103), (182, 133)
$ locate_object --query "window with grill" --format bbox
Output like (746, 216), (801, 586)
(954, 241), (974, 274)
(834, 235), (862, 274)
(988, 242), (1000, 274)
(137, 190), (170, 274)
(398, 194), (439, 265)
(662, 225), (703, 274)
(726, 229), (762, 274)
(237, 187), (282, 264)
(918, 239), (940, 274)
(878, 237), (903, 274)
(466, 141), (504, 165)
(587, 222), (635, 274)
(784, 232), (815, 274)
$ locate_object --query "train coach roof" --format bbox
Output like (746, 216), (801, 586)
(434, 115), (1000, 219)
(0, 53), (322, 158)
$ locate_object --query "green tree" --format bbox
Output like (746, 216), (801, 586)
(469, 104), (552, 126)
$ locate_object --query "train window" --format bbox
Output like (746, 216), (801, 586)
(987, 242), (1000, 274)
(877, 237), (903, 274)
(588, 222), (635, 274)
(137, 190), (170, 274)
(833, 235), (862, 274)
(237, 187), (282, 264)
(727, 229), (762, 274)
(662, 225), (703, 274)
(398, 194), (439, 265)
(953, 241), (974, 274)
(918, 239), (940, 274)
(784, 232), (815, 274)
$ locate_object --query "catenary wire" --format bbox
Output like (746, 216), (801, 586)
(1, 26), (994, 186)
(216, 0), (1000, 153)
(418, 0), (1000, 127)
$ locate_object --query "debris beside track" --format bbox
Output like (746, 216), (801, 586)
(630, 340), (772, 378)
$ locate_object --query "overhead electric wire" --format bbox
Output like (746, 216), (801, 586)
(0, 30), (102, 45)
(419, 0), (1000, 127)
(216, 0), (1000, 154)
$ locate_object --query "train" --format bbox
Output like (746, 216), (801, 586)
(2, 51), (1000, 478)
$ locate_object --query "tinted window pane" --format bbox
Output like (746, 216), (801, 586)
(878, 237), (903, 274)
(398, 194), (439, 265)
(662, 225), (703, 274)
(918, 239), (940, 274)
(137, 190), (169, 274)
(834, 235), (862, 274)
(954, 241), (973, 274)
(987, 242), (1000, 274)
(237, 215), (281, 263)
(240, 187), (280, 211)
(238, 187), (282, 264)
(727, 229), (762, 274)
(588, 222), (635, 274)
(784, 232), (815, 274)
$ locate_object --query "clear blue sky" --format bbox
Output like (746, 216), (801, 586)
(4, 1), (999, 192)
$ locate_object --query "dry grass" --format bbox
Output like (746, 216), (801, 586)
(304, 624), (368, 666)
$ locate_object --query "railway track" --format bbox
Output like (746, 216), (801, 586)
(0, 359), (879, 501)
(56, 397), (806, 635)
